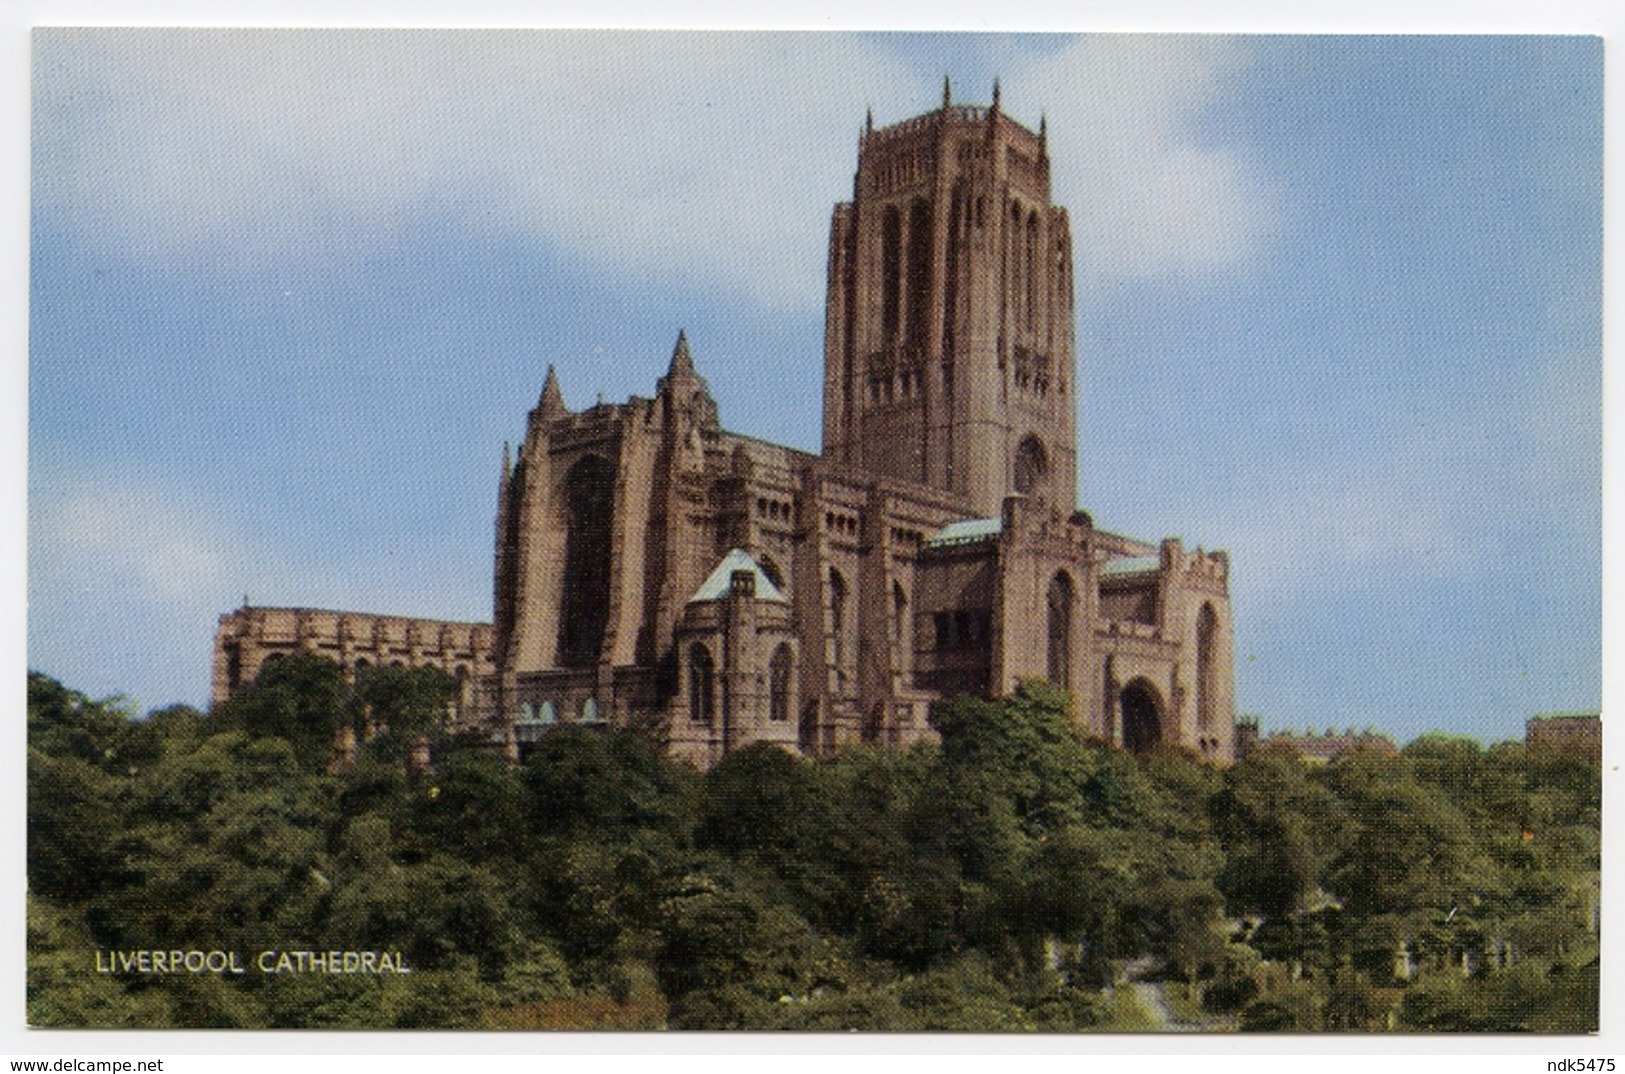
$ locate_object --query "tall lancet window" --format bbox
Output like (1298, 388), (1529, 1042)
(1197, 603), (1218, 731)
(829, 568), (848, 671)
(1047, 571), (1074, 689)
(881, 206), (903, 345)
(558, 454), (614, 667)
(769, 644), (794, 723)
(1025, 211), (1040, 334)
(689, 644), (715, 725)
(906, 198), (932, 354)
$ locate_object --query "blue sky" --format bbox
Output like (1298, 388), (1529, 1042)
(28, 31), (1602, 746)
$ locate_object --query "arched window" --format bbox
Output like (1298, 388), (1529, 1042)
(828, 568), (848, 670)
(769, 644), (794, 723)
(906, 198), (932, 352)
(452, 664), (470, 718)
(1007, 202), (1024, 330)
(581, 697), (601, 723)
(1197, 603), (1218, 731)
(1122, 681), (1163, 754)
(538, 700), (557, 724)
(688, 644), (715, 725)
(558, 454), (614, 667)
(892, 580), (910, 673)
(224, 643), (242, 690)
(881, 205), (903, 343)
(944, 184), (965, 354)
(1025, 211), (1040, 333)
(1014, 435), (1048, 495)
(1047, 572), (1074, 689)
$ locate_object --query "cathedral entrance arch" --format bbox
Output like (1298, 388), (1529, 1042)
(1120, 679), (1163, 754)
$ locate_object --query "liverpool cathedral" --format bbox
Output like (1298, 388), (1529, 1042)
(212, 87), (1237, 766)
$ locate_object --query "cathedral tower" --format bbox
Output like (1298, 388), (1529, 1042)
(821, 82), (1078, 517)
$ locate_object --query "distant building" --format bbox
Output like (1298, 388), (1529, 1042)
(212, 606), (494, 722)
(212, 87), (1239, 768)
(1526, 712), (1601, 756)
(1234, 722), (1398, 763)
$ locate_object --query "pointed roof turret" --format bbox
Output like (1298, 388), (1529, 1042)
(991, 78), (1001, 115)
(538, 364), (566, 417)
(942, 75), (952, 109)
(865, 105), (874, 134)
(669, 329), (696, 379)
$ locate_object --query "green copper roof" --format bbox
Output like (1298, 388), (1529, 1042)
(1101, 555), (1161, 577)
(925, 517), (1003, 549)
(688, 549), (789, 604)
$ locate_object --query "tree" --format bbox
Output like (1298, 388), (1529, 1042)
(407, 745), (525, 864)
(351, 664), (457, 762)
(697, 742), (825, 859)
(652, 868), (847, 1029)
(1211, 752), (1338, 920)
(28, 672), (136, 770)
(213, 653), (348, 770)
(1317, 751), (1475, 921)
(522, 727), (697, 841)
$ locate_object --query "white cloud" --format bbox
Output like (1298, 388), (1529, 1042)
(35, 31), (1276, 310)
(1173, 475), (1474, 609)
(33, 479), (242, 607)
(1010, 36), (1280, 283)
(28, 469), (493, 707)
(35, 31), (919, 309)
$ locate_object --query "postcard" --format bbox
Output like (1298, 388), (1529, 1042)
(26, 30), (1603, 1036)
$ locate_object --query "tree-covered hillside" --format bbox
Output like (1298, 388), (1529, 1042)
(26, 663), (1600, 1031)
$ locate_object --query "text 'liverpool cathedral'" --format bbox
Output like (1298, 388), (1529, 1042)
(212, 87), (1237, 766)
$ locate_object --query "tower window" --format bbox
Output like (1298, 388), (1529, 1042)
(906, 197), (932, 353)
(1014, 435), (1048, 496)
(1025, 211), (1040, 334)
(881, 206), (902, 343)
(829, 569), (848, 668)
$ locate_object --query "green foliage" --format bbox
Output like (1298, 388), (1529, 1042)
(351, 663), (458, 762)
(25, 669), (1602, 1032)
(28, 672), (136, 769)
(406, 746), (525, 863)
(523, 727), (698, 840)
(28, 747), (130, 901)
(212, 653), (349, 770)
(27, 896), (173, 1028)
(1211, 752), (1338, 919)
(654, 868), (848, 1029)
(1318, 751), (1476, 919)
